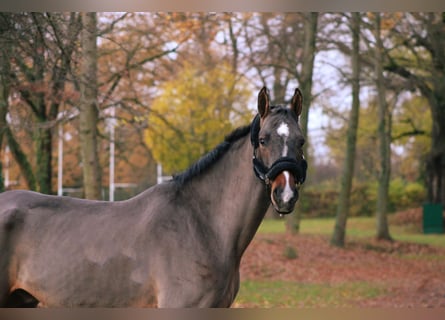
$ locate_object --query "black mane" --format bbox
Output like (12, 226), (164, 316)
(173, 125), (251, 185)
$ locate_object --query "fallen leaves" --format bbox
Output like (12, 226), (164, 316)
(239, 232), (445, 307)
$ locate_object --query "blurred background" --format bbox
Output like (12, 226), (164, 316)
(0, 13), (443, 231)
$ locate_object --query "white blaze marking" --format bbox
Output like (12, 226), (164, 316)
(277, 122), (289, 156)
(277, 122), (289, 137)
(282, 171), (294, 203)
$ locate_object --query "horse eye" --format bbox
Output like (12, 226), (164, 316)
(259, 138), (266, 146)
(298, 138), (305, 148)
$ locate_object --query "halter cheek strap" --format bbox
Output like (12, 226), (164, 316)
(250, 114), (307, 187)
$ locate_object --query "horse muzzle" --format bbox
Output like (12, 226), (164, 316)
(252, 154), (307, 213)
(256, 157), (307, 214)
(270, 170), (299, 214)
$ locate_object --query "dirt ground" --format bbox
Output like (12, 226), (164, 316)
(238, 232), (445, 307)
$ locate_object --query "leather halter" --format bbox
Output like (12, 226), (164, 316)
(250, 114), (307, 187)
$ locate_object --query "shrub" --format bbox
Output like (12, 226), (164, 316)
(283, 246), (298, 260)
(300, 179), (427, 218)
(388, 179), (426, 212)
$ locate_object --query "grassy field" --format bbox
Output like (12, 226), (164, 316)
(235, 280), (385, 307)
(234, 216), (445, 307)
(258, 216), (445, 247)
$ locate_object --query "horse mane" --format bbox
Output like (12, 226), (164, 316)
(173, 125), (251, 185)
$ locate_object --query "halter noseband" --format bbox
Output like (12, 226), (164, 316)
(250, 114), (307, 187)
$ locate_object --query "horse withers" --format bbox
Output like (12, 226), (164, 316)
(0, 87), (307, 307)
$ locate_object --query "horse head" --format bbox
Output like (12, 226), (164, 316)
(251, 87), (307, 214)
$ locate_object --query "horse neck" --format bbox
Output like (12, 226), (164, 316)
(181, 135), (270, 259)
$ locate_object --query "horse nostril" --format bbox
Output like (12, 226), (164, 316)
(273, 187), (280, 198)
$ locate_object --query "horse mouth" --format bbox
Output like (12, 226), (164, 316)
(271, 188), (299, 215)
(274, 207), (294, 215)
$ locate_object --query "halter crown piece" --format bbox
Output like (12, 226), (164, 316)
(250, 114), (307, 187)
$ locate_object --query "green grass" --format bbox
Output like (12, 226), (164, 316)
(391, 232), (445, 247)
(258, 217), (376, 237)
(235, 280), (385, 307)
(258, 219), (288, 234)
(258, 216), (445, 248)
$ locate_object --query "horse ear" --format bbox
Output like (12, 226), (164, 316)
(258, 87), (270, 118)
(291, 88), (303, 117)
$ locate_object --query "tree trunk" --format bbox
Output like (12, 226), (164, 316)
(425, 14), (445, 205)
(0, 30), (37, 191)
(1, 41), (36, 191)
(79, 12), (102, 200)
(286, 12), (318, 234)
(35, 126), (53, 194)
(0, 43), (8, 192)
(5, 128), (36, 190)
(331, 13), (361, 247)
(374, 13), (393, 241)
(0, 66), (6, 193)
(426, 96), (445, 205)
(0, 161), (3, 192)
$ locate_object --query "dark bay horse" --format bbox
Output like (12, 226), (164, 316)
(0, 87), (307, 307)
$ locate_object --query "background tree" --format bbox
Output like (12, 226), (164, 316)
(0, 17), (10, 192)
(144, 62), (252, 174)
(287, 12), (319, 233)
(0, 13), (37, 191)
(79, 12), (101, 199)
(0, 13), (81, 194)
(95, 13), (191, 191)
(331, 12), (361, 247)
(373, 13), (393, 241)
(391, 95), (431, 182)
(384, 12), (445, 206)
(241, 12), (319, 232)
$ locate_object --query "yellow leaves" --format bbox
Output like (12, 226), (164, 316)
(144, 62), (252, 174)
(366, 12), (403, 31)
